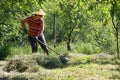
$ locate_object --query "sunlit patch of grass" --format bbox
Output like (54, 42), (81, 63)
(68, 53), (116, 65)
(64, 63), (119, 80)
(68, 55), (93, 65)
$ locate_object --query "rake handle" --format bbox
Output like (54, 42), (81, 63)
(36, 38), (60, 55)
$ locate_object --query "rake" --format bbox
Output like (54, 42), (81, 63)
(36, 37), (68, 64)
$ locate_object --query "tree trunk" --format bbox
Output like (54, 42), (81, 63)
(66, 15), (77, 51)
(116, 23), (120, 59)
(67, 33), (71, 51)
(110, 1), (120, 59)
(111, 15), (120, 59)
(67, 15), (72, 51)
(67, 26), (75, 51)
(53, 13), (56, 47)
(116, 28), (119, 59)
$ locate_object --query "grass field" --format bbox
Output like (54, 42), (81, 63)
(0, 53), (120, 80)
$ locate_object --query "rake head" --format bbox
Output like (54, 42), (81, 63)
(59, 55), (69, 64)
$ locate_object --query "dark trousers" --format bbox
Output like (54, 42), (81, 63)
(28, 33), (49, 55)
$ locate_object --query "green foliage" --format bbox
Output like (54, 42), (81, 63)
(58, 0), (82, 50)
(0, 0), (120, 58)
(1, 0), (120, 79)
(81, 43), (101, 54)
(0, 44), (11, 60)
(73, 42), (101, 54)
(0, 0), (44, 46)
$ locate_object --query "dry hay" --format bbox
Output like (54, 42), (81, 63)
(3, 53), (69, 73)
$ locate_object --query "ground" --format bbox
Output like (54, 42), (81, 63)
(0, 53), (120, 80)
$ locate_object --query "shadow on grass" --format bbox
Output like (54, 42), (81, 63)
(109, 69), (120, 80)
(116, 66), (120, 72)
(0, 77), (9, 80)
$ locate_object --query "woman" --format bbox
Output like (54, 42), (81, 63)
(21, 9), (49, 55)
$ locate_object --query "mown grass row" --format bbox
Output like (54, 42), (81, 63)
(0, 53), (120, 80)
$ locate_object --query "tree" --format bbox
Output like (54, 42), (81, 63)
(89, 0), (120, 58)
(59, 0), (81, 51)
(110, 0), (120, 59)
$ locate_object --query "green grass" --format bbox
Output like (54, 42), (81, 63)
(71, 42), (101, 54)
(0, 44), (11, 60)
(3, 41), (116, 60)
(6, 45), (46, 59)
(1, 63), (120, 80)
(6, 42), (67, 59)
(0, 42), (120, 80)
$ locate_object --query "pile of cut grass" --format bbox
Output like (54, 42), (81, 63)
(3, 53), (67, 73)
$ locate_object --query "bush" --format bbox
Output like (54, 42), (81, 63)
(0, 44), (11, 60)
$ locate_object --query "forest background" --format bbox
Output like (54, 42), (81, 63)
(0, 0), (120, 59)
